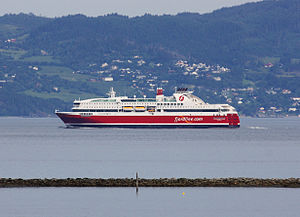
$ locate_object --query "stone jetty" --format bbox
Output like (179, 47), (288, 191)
(1, 178), (300, 188)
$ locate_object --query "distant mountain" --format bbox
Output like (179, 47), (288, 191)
(0, 0), (299, 117)
(0, 13), (51, 40)
(22, 0), (300, 67)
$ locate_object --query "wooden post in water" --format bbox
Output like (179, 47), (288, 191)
(136, 172), (139, 193)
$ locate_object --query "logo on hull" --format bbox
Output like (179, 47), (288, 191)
(174, 117), (203, 123)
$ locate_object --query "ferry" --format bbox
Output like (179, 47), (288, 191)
(55, 87), (240, 128)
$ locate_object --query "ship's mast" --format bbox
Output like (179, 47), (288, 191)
(107, 87), (116, 98)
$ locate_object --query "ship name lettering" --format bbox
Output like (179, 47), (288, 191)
(174, 117), (203, 122)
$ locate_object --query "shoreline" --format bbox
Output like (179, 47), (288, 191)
(1, 178), (300, 188)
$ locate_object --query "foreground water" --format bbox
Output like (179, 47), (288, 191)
(1, 187), (300, 217)
(0, 117), (300, 217)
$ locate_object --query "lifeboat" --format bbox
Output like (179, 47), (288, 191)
(123, 106), (134, 112)
(147, 106), (156, 112)
(135, 106), (146, 112)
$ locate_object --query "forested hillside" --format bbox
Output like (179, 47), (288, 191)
(0, 0), (299, 116)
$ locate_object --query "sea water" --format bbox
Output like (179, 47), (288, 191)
(0, 117), (299, 216)
(1, 187), (300, 217)
(0, 117), (299, 178)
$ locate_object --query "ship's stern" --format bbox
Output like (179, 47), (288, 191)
(227, 113), (240, 127)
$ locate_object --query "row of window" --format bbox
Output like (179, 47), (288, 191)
(157, 103), (183, 106)
(73, 109), (119, 112)
(73, 109), (227, 113)
(121, 99), (157, 102)
(75, 102), (193, 106)
(163, 109), (220, 112)
(221, 109), (230, 112)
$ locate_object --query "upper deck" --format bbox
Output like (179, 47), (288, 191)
(71, 87), (237, 114)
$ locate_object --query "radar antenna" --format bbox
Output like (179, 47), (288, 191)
(107, 87), (116, 98)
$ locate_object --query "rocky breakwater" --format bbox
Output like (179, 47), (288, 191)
(0, 178), (300, 188)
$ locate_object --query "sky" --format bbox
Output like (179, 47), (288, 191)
(0, 0), (262, 17)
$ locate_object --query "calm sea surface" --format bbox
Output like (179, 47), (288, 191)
(0, 117), (300, 216)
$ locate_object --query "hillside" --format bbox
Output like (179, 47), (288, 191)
(0, 0), (300, 117)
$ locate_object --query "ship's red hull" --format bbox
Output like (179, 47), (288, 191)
(56, 113), (240, 128)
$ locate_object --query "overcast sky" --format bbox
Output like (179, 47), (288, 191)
(1, 0), (261, 17)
